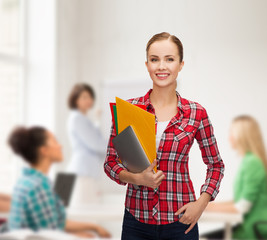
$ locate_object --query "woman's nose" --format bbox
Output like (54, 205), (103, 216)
(158, 60), (166, 70)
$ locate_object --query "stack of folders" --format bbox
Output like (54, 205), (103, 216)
(110, 97), (157, 189)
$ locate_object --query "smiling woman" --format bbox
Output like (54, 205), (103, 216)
(104, 32), (225, 240)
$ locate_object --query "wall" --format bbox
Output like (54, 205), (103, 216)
(25, 0), (56, 130)
(20, 0), (267, 237)
(70, 0), (267, 199)
(53, 0), (80, 173)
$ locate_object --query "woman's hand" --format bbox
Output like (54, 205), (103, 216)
(95, 225), (111, 238)
(65, 220), (111, 238)
(136, 160), (165, 189)
(72, 231), (95, 238)
(174, 193), (211, 234)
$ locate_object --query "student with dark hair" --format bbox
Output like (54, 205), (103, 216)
(5, 126), (110, 238)
(67, 83), (106, 178)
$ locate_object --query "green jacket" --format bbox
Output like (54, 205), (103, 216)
(233, 152), (267, 239)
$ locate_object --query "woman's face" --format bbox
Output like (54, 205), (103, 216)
(76, 90), (94, 113)
(229, 125), (238, 150)
(145, 40), (184, 89)
(41, 131), (63, 163)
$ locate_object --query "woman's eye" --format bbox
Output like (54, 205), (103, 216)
(167, 58), (174, 62)
(150, 58), (158, 62)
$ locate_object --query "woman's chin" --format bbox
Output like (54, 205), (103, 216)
(152, 80), (176, 89)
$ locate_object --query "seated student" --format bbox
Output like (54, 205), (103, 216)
(203, 115), (267, 239)
(0, 193), (11, 213)
(0, 193), (11, 225)
(6, 126), (111, 238)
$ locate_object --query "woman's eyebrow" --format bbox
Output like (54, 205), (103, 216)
(149, 55), (175, 58)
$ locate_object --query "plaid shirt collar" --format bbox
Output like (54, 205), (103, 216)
(143, 89), (185, 129)
(23, 167), (51, 184)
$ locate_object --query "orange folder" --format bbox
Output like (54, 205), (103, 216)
(116, 97), (157, 172)
(109, 103), (146, 135)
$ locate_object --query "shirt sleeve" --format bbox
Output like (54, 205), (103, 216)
(234, 198), (253, 215)
(238, 157), (265, 203)
(25, 186), (66, 230)
(195, 108), (225, 201)
(104, 122), (127, 185)
(72, 114), (107, 155)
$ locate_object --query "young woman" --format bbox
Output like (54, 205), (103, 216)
(204, 115), (267, 239)
(104, 32), (225, 239)
(67, 83), (106, 178)
(6, 126), (110, 238)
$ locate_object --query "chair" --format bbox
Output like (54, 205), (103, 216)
(253, 221), (267, 240)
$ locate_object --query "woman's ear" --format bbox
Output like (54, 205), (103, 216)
(145, 61), (148, 69)
(39, 145), (48, 158)
(179, 61), (184, 72)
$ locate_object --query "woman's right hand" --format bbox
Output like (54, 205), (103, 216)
(137, 160), (165, 189)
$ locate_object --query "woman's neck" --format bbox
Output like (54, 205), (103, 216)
(77, 107), (88, 115)
(33, 158), (51, 175)
(150, 85), (177, 107)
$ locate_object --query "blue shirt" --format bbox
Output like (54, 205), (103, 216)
(67, 110), (107, 177)
(8, 168), (66, 231)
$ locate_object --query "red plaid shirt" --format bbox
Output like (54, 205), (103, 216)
(104, 89), (224, 225)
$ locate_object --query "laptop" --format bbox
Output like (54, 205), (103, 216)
(53, 173), (76, 207)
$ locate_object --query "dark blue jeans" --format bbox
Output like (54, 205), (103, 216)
(121, 209), (199, 240)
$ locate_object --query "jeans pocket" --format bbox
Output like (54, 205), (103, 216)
(123, 209), (137, 226)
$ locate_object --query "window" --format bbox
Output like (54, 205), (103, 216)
(0, 0), (24, 193)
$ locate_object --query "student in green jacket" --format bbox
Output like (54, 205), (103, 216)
(204, 115), (267, 239)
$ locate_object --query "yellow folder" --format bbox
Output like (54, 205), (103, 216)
(116, 97), (157, 172)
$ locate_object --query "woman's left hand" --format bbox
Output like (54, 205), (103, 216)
(174, 193), (211, 234)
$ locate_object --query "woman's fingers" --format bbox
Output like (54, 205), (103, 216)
(153, 171), (165, 187)
(141, 160), (166, 189)
(155, 174), (165, 185)
(154, 170), (164, 179)
(175, 204), (187, 216)
(185, 221), (197, 234)
(147, 159), (157, 171)
(179, 214), (192, 225)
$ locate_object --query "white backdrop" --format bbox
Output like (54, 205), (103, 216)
(55, 0), (267, 200)
(14, 0), (267, 237)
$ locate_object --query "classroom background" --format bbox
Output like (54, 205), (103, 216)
(0, 0), (267, 238)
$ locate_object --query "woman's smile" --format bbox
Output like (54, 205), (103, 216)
(156, 73), (170, 80)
